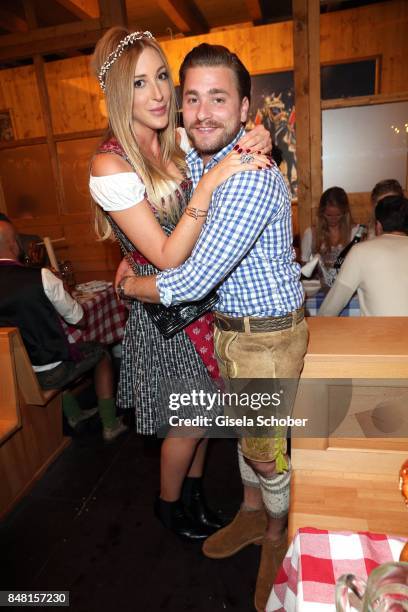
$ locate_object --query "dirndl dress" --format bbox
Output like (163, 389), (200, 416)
(98, 138), (220, 435)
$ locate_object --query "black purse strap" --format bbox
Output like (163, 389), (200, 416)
(105, 214), (141, 277)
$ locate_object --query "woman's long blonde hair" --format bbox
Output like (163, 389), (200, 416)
(91, 27), (186, 240)
(315, 186), (353, 254)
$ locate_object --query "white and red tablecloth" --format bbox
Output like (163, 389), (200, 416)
(62, 285), (128, 346)
(267, 527), (407, 611)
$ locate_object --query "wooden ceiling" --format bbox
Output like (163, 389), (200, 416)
(0, 0), (394, 68)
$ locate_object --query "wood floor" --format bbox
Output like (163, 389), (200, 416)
(0, 424), (260, 612)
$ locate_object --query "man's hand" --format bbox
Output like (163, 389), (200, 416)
(122, 274), (160, 303)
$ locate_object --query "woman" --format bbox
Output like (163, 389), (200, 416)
(301, 186), (359, 266)
(89, 27), (271, 539)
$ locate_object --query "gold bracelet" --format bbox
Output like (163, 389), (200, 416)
(185, 206), (208, 220)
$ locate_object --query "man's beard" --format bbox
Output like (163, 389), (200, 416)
(186, 119), (242, 156)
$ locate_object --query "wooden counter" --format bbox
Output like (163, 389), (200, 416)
(290, 317), (408, 538)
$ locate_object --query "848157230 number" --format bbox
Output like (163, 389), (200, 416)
(0, 591), (69, 607)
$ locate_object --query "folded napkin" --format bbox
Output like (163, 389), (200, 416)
(301, 254), (320, 278)
(75, 280), (112, 292)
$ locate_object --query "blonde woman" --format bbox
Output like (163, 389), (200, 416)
(89, 27), (271, 539)
(301, 186), (359, 265)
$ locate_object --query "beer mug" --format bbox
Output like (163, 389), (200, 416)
(335, 562), (408, 611)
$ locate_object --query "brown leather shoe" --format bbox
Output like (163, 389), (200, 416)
(254, 531), (288, 612)
(202, 507), (267, 559)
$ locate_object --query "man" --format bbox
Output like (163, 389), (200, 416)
(367, 179), (404, 239)
(0, 220), (127, 442)
(0, 212), (47, 265)
(319, 195), (408, 316)
(118, 43), (308, 610)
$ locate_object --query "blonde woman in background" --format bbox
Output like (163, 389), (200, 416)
(89, 27), (271, 540)
(301, 186), (359, 266)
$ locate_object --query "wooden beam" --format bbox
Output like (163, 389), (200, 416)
(292, 0), (322, 236)
(0, 19), (104, 61)
(54, 0), (99, 20)
(321, 91), (408, 110)
(0, 137), (47, 151)
(98, 0), (127, 28)
(0, 8), (28, 32)
(244, 0), (262, 22)
(22, 0), (66, 216)
(156, 0), (208, 35)
(22, 0), (36, 28)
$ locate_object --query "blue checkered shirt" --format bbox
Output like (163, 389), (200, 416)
(157, 128), (304, 317)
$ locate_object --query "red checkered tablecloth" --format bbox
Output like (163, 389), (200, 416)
(62, 285), (128, 346)
(267, 527), (407, 611)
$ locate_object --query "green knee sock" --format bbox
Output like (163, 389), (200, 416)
(62, 393), (82, 421)
(98, 398), (117, 429)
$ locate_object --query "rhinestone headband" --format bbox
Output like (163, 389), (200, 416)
(98, 31), (154, 91)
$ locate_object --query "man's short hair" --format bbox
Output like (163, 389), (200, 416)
(179, 43), (251, 103)
(375, 195), (408, 234)
(371, 179), (403, 204)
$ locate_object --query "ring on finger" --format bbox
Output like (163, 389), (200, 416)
(240, 152), (255, 164)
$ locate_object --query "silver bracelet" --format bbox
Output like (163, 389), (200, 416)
(116, 275), (133, 300)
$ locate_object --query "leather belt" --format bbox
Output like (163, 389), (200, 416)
(214, 306), (305, 333)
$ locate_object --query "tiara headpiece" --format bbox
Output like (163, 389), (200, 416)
(98, 31), (154, 91)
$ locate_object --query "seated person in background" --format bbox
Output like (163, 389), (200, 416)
(0, 212), (48, 266)
(301, 186), (359, 266)
(0, 220), (127, 442)
(318, 195), (408, 316)
(367, 178), (404, 238)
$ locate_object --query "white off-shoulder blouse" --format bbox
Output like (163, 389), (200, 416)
(90, 172), (146, 212)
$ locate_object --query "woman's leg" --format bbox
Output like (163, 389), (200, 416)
(160, 434), (202, 501)
(186, 437), (208, 478)
(156, 432), (214, 539)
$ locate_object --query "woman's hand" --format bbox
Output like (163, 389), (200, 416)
(237, 124), (272, 154)
(114, 257), (135, 296)
(200, 149), (272, 192)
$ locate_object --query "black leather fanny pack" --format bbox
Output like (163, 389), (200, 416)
(143, 292), (219, 339)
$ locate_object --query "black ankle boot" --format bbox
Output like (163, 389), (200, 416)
(182, 477), (229, 531)
(154, 496), (213, 540)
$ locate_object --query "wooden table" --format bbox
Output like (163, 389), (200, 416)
(62, 285), (128, 346)
(290, 317), (408, 539)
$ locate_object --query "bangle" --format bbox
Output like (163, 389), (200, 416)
(117, 275), (133, 300)
(185, 206), (207, 220)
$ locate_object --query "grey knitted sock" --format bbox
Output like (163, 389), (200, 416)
(258, 459), (291, 518)
(238, 441), (261, 488)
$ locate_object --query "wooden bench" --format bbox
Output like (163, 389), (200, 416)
(0, 327), (71, 520)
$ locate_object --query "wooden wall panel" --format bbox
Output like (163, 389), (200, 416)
(0, 144), (58, 217)
(45, 56), (106, 135)
(320, 1), (408, 94)
(57, 136), (102, 214)
(62, 219), (121, 281)
(161, 20), (294, 83)
(0, 66), (44, 139)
